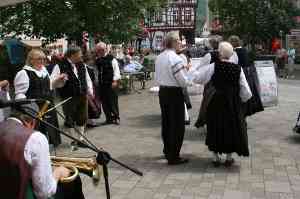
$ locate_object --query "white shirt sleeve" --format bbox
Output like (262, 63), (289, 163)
(24, 132), (57, 199)
(189, 63), (215, 85)
(14, 70), (29, 99)
(50, 64), (65, 89)
(112, 59), (121, 81)
(171, 59), (193, 87)
(239, 68), (252, 102)
(230, 52), (239, 64)
(85, 66), (94, 96)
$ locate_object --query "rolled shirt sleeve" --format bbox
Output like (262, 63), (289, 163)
(171, 60), (193, 87)
(50, 64), (66, 89)
(14, 70), (29, 99)
(24, 132), (57, 199)
(85, 65), (94, 96)
(239, 68), (252, 102)
(188, 63), (215, 85)
(112, 58), (121, 81)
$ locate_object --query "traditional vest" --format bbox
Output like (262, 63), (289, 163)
(0, 119), (33, 199)
(57, 59), (87, 98)
(209, 50), (220, 64)
(96, 55), (114, 85)
(25, 69), (52, 100)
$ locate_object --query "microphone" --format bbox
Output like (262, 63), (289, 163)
(0, 99), (47, 108)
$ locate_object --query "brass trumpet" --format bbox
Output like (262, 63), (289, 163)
(51, 156), (102, 185)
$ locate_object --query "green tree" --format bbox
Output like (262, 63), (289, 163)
(0, 0), (164, 44)
(209, 0), (300, 50)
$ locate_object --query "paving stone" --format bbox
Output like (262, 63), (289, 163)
(265, 181), (292, 193)
(223, 190), (250, 199)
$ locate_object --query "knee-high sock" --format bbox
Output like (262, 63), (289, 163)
(184, 103), (189, 121)
(77, 126), (86, 140)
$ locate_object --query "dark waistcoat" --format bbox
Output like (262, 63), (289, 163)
(57, 59), (87, 98)
(96, 55), (114, 85)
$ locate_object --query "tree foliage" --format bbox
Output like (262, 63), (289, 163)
(209, 0), (300, 48)
(0, 0), (164, 44)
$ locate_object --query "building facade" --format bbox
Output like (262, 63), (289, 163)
(144, 0), (197, 50)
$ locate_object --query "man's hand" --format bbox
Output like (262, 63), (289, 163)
(53, 166), (70, 182)
(185, 63), (192, 71)
(112, 81), (118, 89)
(0, 80), (9, 91)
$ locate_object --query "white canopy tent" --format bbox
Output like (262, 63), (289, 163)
(0, 0), (30, 7)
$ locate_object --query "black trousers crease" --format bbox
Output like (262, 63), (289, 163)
(159, 86), (185, 161)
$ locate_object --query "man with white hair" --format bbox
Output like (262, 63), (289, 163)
(190, 41), (252, 167)
(155, 32), (191, 165)
(95, 42), (121, 125)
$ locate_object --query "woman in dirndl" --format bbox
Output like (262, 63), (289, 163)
(190, 42), (252, 167)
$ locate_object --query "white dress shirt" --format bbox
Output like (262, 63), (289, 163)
(14, 65), (51, 99)
(112, 58), (121, 81)
(189, 62), (252, 102)
(6, 118), (57, 199)
(155, 49), (192, 87)
(50, 59), (94, 96)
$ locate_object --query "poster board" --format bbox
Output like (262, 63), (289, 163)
(254, 60), (278, 107)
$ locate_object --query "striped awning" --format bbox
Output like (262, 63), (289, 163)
(0, 0), (30, 7)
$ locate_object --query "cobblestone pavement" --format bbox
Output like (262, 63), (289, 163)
(55, 79), (300, 199)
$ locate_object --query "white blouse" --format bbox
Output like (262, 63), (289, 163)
(50, 60), (94, 96)
(14, 65), (50, 99)
(188, 62), (252, 102)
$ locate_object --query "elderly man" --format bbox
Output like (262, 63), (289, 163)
(155, 32), (192, 165)
(51, 46), (94, 149)
(95, 42), (121, 125)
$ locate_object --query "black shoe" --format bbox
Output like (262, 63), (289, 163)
(70, 141), (78, 151)
(86, 123), (100, 128)
(185, 120), (190, 125)
(102, 120), (114, 125)
(113, 119), (120, 125)
(224, 158), (235, 167)
(212, 160), (221, 167)
(168, 158), (189, 165)
(77, 140), (89, 148)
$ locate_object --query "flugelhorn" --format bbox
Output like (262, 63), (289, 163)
(51, 156), (101, 185)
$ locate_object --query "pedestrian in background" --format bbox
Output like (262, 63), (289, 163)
(287, 45), (296, 79)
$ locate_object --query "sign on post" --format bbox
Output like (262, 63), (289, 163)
(254, 60), (278, 107)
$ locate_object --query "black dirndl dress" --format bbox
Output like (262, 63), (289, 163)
(205, 62), (249, 156)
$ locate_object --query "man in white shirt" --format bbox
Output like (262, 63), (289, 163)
(155, 32), (191, 165)
(51, 46), (94, 149)
(0, 103), (85, 199)
(95, 42), (121, 125)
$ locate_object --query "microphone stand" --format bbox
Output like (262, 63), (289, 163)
(15, 106), (143, 199)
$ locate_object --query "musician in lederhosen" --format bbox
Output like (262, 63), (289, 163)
(14, 49), (67, 147)
(51, 46), (94, 149)
(155, 32), (192, 165)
